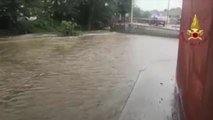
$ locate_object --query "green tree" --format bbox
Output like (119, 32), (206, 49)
(133, 7), (151, 18)
(117, 0), (131, 17)
(133, 7), (143, 18)
(0, 0), (133, 32)
(0, 0), (43, 28)
(0, 0), (22, 24)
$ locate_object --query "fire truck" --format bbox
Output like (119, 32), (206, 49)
(177, 0), (213, 120)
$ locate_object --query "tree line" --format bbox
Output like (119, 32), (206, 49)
(0, 0), (131, 34)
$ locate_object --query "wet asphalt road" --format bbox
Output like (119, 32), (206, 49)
(0, 33), (178, 120)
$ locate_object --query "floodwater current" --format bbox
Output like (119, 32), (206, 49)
(0, 33), (178, 120)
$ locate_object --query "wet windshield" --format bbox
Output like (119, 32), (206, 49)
(0, 0), (182, 120)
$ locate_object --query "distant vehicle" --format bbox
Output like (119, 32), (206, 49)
(149, 17), (166, 26)
(176, 18), (181, 24)
(148, 15), (166, 26)
(149, 19), (166, 26)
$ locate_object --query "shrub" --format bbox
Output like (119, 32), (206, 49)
(32, 17), (62, 32)
(61, 20), (80, 36)
(15, 17), (62, 34)
(6, 17), (81, 36)
(92, 21), (104, 29)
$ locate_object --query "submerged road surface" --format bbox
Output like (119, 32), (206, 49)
(0, 33), (178, 120)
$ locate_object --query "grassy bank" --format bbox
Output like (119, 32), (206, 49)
(1, 18), (81, 36)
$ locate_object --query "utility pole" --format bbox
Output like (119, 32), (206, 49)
(167, 0), (171, 24)
(130, 0), (134, 23)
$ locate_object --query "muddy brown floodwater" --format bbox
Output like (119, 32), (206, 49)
(0, 33), (178, 120)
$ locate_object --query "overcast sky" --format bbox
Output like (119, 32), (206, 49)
(135, 0), (182, 11)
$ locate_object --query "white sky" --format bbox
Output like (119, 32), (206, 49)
(135, 0), (183, 11)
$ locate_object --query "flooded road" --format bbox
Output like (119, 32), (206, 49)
(0, 33), (178, 120)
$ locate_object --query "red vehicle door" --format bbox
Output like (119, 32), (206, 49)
(177, 0), (213, 120)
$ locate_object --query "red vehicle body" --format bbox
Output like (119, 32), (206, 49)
(176, 0), (213, 120)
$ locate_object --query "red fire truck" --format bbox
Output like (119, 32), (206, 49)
(177, 0), (213, 120)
